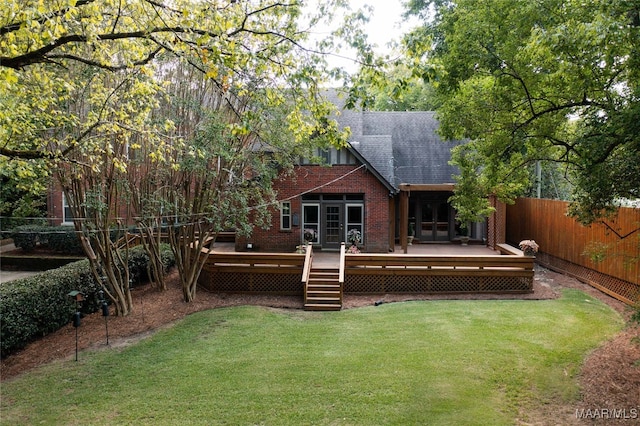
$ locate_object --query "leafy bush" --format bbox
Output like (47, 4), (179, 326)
(0, 245), (175, 358)
(10, 226), (137, 255)
(0, 260), (100, 358)
(10, 225), (50, 252)
(125, 244), (175, 287)
(46, 227), (84, 255)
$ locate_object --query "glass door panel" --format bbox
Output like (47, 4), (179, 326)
(346, 204), (364, 244)
(421, 201), (435, 241)
(436, 202), (450, 240)
(302, 204), (320, 243)
(420, 200), (450, 241)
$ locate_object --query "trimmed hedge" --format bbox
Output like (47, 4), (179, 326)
(10, 225), (140, 255)
(11, 225), (50, 252)
(0, 245), (175, 358)
(11, 225), (84, 254)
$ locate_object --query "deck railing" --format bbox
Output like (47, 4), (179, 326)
(198, 251), (306, 294)
(343, 248), (534, 294)
(302, 244), (313, 304)
(197, 244), (534, 295)
(338, 242), (346, 286)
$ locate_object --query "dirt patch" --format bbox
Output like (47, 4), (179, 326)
(1, 266), (638, 424)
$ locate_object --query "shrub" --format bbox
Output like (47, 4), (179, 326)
(125, 244), (175, 287)
(0, 245), (175, 358)
(10, 226), (138, 255)
(46, 227), (84, 255)
(0, 260), (100, 358)
(11, 225), (50, 252)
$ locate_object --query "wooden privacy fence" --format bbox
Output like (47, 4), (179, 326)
(507, 198), (640, 305)
(343, 250), (534, 294)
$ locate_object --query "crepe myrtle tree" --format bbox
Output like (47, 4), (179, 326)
(53, 66), (162, 316)
(159, 97), (318, 303)
(1, 0), (373, 310)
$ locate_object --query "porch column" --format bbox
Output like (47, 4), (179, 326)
(399, 189), (409, 253)
(389, 197), (396, 252)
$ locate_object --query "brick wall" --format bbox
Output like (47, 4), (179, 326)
(237, 164), (392, 253)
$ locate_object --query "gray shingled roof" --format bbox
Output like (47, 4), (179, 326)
(335, 107), (465, 190)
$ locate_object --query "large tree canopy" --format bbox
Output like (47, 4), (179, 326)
(0, 0), (374, 312)
(0, 0), (369, 184)
(404, 0), (640, 224)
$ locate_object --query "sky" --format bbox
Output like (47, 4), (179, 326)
(351, 1), (412, 53)
(305, 0), (420, 74)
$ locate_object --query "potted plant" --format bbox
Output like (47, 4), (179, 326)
(303, 228), (317, 244)
(458, 222), (470, 245)
(347, 228), (362, 253)
(450, 192), (494, 245)
(407, 222), (415, 245)
(519, 240), (539, 256)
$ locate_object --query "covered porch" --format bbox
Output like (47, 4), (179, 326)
(394, 183), (488, 253)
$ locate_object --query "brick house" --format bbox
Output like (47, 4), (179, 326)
(48, 101), (490, 252)
(238, 104), (488, 253)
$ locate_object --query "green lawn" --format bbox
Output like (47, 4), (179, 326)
(1, 289), (623, 425)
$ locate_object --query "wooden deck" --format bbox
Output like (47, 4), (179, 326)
(198, 243), (535, 310)
(312, 244), (500, 268)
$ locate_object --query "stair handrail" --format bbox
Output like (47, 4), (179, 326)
(338, 242), (346, 285)
(301, 243), (313, 302)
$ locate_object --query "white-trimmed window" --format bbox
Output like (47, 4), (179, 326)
(62, 193), (75, 225)
(280, 201), (291, 230)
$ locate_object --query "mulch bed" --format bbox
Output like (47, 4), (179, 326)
(1, 265), (638, 424)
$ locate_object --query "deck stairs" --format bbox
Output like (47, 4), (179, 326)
(304, 267), (342, 311)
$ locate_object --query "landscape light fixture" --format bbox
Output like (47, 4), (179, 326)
(67, 291), (84, 361)
(99, 290), (110, 345)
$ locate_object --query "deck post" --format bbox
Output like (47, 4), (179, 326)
(399, 188), (409, 253)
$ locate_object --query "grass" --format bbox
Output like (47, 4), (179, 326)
(0, 289), (623, 425)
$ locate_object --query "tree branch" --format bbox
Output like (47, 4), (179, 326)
(0, 0), (96, 36)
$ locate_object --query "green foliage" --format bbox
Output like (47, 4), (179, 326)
(0, 259), (100, 358)
(523, 161), (574, 200)
(405, 0), (640, 223)
(0, 176), (47, 232)
(1, 0), (361, 182)
(126, 243), (175, 285)
(0, 245), (175, 357)
(448, 144), (498, 230)
(365, 64), (441, 111)
(10, 225), (49, 252)
(45, 227), (84, 255)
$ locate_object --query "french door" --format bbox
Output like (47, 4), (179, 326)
(303, 201), (364, 250)
(420, 200), (450, 241)
(322, 204), (343, 249)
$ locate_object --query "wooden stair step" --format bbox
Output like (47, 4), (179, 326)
(304, 266), (342, 311)
(309, 275), (339, 280)
(307, 291), (341, 297)
(306, 296), (341, 302)
(304, 303), (342, 311)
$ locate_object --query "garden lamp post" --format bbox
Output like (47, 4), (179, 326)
(99, 290), (110, 345)
(67, 291), (84, 361)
